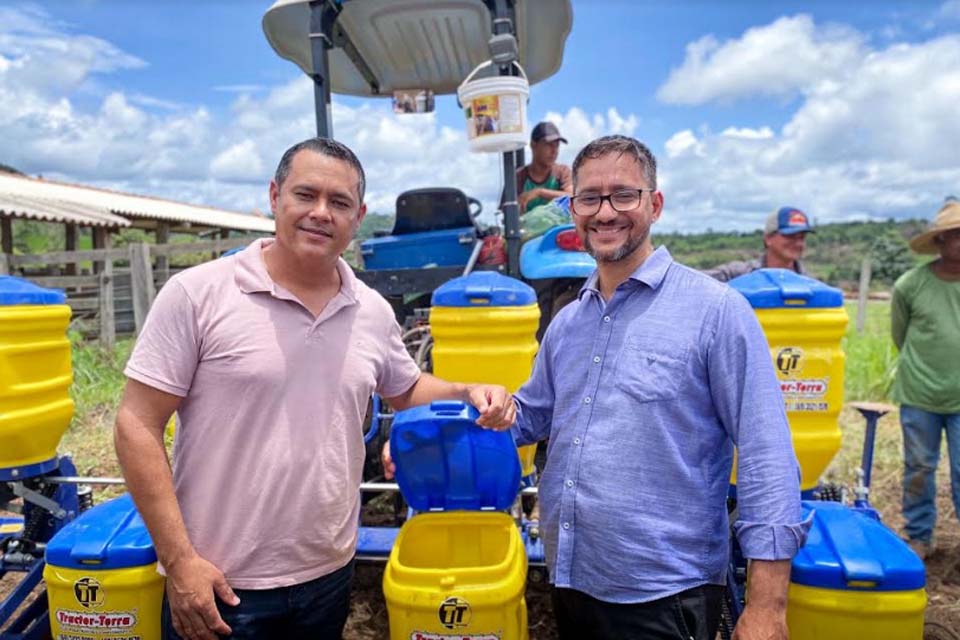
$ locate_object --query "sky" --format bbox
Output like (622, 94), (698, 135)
(1, 0), (959, 232)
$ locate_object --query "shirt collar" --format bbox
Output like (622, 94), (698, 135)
(234, 238), (359, 304)
(579, 245), (674, 299)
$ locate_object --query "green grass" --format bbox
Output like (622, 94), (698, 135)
(69, 333), (133, 419)
(842, 300), (898, 402)
(59, 335), (133, 493)
(58, 302), (900, 483)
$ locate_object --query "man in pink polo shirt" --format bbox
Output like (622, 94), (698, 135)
(114, 138), (515, 640)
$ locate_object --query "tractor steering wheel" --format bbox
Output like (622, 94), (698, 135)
(467, 196), (483, 219)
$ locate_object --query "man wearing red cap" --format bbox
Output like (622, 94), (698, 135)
(706, 207), (814, 282)
(514, 121), (573, 214)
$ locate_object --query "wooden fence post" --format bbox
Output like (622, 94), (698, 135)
(1, 217), (12, 256)
(155, 221), (170, 286)
(856, 257), (872, 333)
(129, 242), (156, 334)
(98, 256), (115, 348)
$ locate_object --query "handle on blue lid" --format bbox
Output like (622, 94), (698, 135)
(430, 400), (468, 416)
(780, 282), (813, 305)
(69, 508), (138, 564)
(463, 283), (493, 303)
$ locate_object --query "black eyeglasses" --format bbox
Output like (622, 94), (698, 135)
(571, 189), (655, 217)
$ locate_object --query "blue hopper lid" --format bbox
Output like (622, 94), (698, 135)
(728, 269), (843, 309)
(431, 271), (536, 307)
(0, 275), (66, 306)
(791, 501), (925, 591)
(45, 493), (157, 570)
(390, 401), (521, 512)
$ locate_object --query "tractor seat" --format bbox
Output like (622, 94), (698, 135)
(390, 188), (479, 235)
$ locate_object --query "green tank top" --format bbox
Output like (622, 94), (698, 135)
(522, 173), (562, 213)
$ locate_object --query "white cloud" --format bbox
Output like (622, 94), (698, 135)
(648, 17), (960, 232)
(940, 0), (960, 20)
(767, 35), (960, 171)
(665, 130), (704, 159)
(3, 5), (956, 237)
(210, 140), (266, 183)
(539, 107), (639, 167)
(720, 126), (774, 140)
(0, 7), (145, 98)
(657, 15), (864, 105)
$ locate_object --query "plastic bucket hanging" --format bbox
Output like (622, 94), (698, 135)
(457, 60), (529, 153)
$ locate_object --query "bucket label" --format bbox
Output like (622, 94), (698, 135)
(780, 378), (828, 397)
(781, 376), (829, 412)
(467, 94), (522, 139)
(410, 633), (499, 640)
(438, 596), (471, 629)
(54, 608), (138, 632)
(775, 347), (804, 375)
(785, 400), (829, 412)
(58, 635), (142, 640)
(74, 577), (105, 608)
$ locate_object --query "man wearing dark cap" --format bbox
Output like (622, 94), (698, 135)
(705, 206), (815, 282)
(514, 121), (573, 213)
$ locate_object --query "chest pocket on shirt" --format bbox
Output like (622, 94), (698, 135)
(614, 338), (690, 403)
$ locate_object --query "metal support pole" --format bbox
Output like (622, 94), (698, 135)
(43, 476), (542, 497)
(860, 412), (880, 491)
(309, 1), (333, 138)
(502, 150), (521, 276)
(489, 0), (522, 277)
(849, 401), (895, 508)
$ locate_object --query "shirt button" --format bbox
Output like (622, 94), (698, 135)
(573, 437), (581, 445)
(603, 316), (611, 323)
(563, 522), (571, 530)
(583, 397), (591, 404)
(566, 480), (574, 488)
(593, 356), (601, 364)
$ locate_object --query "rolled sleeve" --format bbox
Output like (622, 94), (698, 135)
(733, 511), (814, 560)
(707, 289), (810, 559)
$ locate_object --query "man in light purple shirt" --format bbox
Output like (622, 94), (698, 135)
(512, 135), (809, 639)
(115, 138), (515, 640)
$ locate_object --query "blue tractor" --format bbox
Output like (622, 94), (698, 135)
(262, 0), (588, 338)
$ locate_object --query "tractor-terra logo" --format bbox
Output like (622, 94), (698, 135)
(54, 577), (138, 632)
(438, 596), (471, 629)
(776, 347), (803, 376)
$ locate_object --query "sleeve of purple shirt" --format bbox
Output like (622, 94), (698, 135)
(707, 288), (812, 560)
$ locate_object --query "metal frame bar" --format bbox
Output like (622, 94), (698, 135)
(308, 1), (336, 137)
(44, 476), (539, 497)
(486, 0), (522, 277)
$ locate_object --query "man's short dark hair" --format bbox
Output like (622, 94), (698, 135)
(571, 135), (657, 190)
(274, 137), (366, 200)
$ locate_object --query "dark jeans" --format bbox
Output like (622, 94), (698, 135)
(901, 405), (960, 542)
(162, 560), (354, 640)
(552, 584), (725, 640)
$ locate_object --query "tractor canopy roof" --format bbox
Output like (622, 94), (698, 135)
(262, 0), (572, 97)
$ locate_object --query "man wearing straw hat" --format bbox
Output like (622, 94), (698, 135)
(892, 198), (960, 561)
